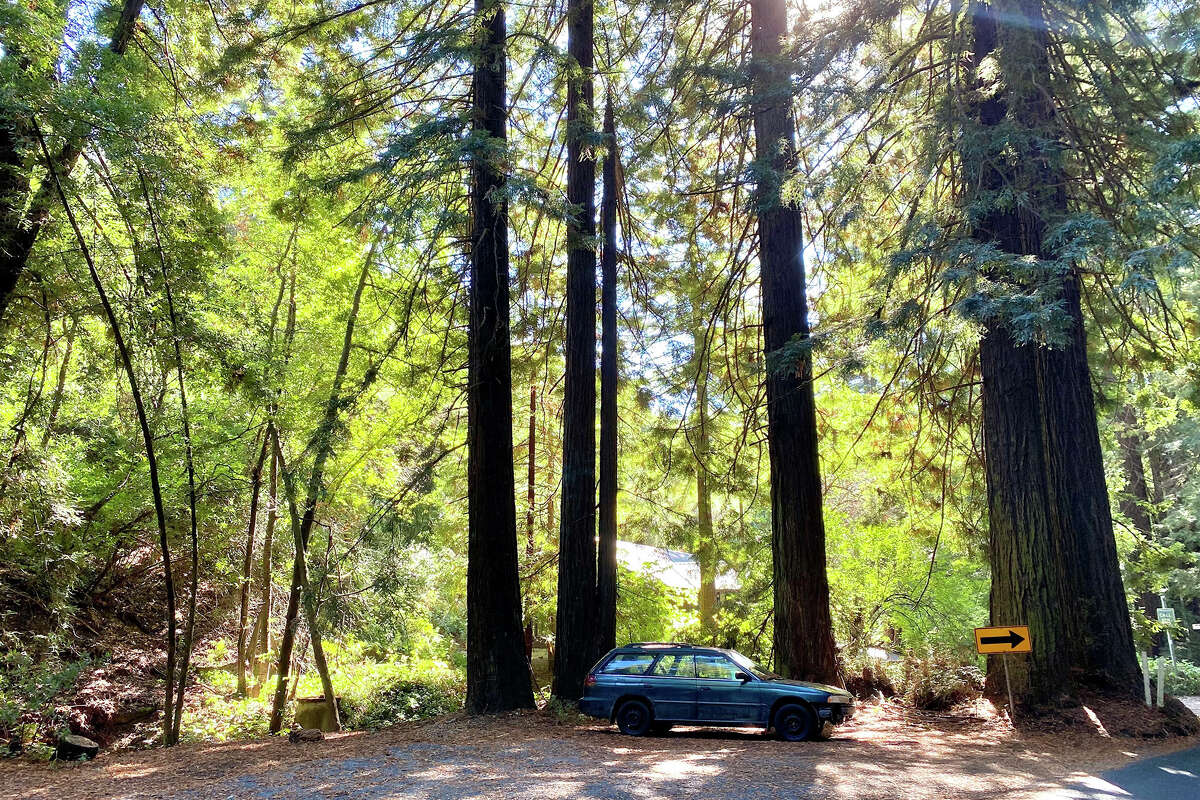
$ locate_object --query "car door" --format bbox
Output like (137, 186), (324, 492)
(694, 654), (762, 723)
(642, 653), (697, 721)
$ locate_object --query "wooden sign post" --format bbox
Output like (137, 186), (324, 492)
(974, 626), (1032, 721)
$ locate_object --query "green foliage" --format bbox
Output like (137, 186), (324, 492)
(613, 566), (695, 646)
(900, 655), (986, 711)
(183, 640), (464, 741)
(1165, 661), (1200, 696)
(293, 641), (464, 730)
(338, 660), (464, 730)
(0, 632), (89, 741)
(0, 0), (1196, 751)
(182, 692), (273, 744)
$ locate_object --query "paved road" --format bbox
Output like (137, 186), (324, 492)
(1052, 698), (1200, 800)
(1054, 745), (1200, 799)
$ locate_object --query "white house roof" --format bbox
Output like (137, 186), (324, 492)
(616, 540), (741, 593)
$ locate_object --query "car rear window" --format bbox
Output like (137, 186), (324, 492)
(601, 653), (655, 675)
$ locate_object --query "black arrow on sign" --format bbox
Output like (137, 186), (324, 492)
(981, 629), (1025, 649)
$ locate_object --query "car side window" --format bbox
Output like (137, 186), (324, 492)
(601, 653), (655, 675)
(649, 654), (694, 678)
(695, 655), (741, 680)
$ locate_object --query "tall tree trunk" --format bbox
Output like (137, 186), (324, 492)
(39, 317), (78, 449)
(37, 128), (177, 743)
(524, 385), (537, 661)
(267, 246), (378, 733)
(693, 328), (717, 636)
(1117, 404), (1162, 650)
(252, 442), (279, 687)
(749, 0), (839, 684)
(528, 386), (538, 553)
(269, 429), (340, 731)
(966, 0), (1139, 705)
(465, 0), (535, 714)
(253, 259), (292, 687)
(554, 0), (598, 702)
(596, 95), (618, 657)
(0, 0), (145, 325)
(141, 170), (200, 746)
(237, 435), (269, 696)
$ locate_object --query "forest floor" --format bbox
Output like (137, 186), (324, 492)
(4, 699), (1198, 800)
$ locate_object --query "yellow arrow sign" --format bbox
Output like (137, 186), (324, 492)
(974, 626), (1032, 654)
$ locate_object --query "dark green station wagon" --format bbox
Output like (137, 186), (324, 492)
(580, 643), (854, 741)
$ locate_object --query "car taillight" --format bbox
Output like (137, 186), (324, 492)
(584, 674), (597, 687)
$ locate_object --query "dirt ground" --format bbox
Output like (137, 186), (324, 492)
(4, 701), (1197, 800)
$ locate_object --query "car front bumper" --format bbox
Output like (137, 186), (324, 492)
(818, 699), (855, 725)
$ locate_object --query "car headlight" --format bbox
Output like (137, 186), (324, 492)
(825, 693), (853, 704)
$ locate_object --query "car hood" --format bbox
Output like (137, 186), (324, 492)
(761, 678), (847, 695)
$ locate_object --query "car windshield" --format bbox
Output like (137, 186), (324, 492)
(725, 649), (780, 680)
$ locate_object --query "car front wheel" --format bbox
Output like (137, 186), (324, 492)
(615, 699), (653, 736)
(774, 703), (817, 742)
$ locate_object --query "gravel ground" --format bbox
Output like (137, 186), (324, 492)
(5, 702), (1197, 800)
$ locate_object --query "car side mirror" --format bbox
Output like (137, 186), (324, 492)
(735, 672), (752, 682)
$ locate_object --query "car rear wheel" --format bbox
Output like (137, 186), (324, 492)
(615, 699), (652, 736)
(774, 703), (817, 742)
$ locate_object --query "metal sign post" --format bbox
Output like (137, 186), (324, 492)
(1002, 653), (1015, 722)
(975, 626), (1031, 723)
(1142, 652), (1152, 707)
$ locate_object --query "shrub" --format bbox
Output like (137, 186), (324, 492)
(182, 694), (273, 743)
(0, 633), (90, 742)
(336, 658), (464, 730)
(1166, 660), (1200, 696)
(901, 655), (984, 710)
(842, 660), (898, 699)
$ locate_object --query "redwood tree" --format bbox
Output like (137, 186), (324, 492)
(596, 95), (618, 657)
(554, 0), (599, 700)
(465, 0), (535, 713)
(965, 0), (1139, 704)
(749, 0), (839, 684)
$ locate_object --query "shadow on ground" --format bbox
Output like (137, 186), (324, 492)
(4, 704), (1196, 800)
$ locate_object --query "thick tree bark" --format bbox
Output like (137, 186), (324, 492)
(967, 0), (1139, 704)
(465, 0), (535, 714)
(749, 0), (839, 684)
(979, 329), (1075, 703)
(554, 0), (598, 701)
(0, 0), (145, 325)
(596, 96), (618, 658)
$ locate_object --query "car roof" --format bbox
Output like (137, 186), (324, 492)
(611, 643), (728, 655)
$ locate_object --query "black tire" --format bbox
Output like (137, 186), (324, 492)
(615, 699), (653, 736)
(773, 703), (818, 742)
(650, 722), (673, 735)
